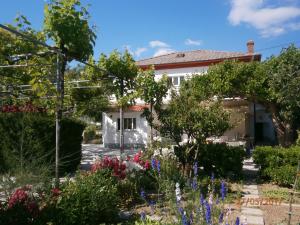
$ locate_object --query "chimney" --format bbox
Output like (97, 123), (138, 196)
(247, 40), (255, 54)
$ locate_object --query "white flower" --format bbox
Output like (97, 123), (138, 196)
(124, 161), (144, 173)
(208, 193), (213, 205)
(175, 182), (182, 202)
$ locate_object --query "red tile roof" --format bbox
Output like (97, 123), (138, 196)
(136, 49), (261, 67)
(108, 105), (149, 112)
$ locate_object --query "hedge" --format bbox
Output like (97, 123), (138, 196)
(174, 143), (245, 179)
(253, 146), (300, 187)
(0, 113), (85, 175)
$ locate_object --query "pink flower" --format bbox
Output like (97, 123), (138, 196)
(51, 188), (61, 197)
(8, 188), (28, 208)
(144, 160), (150, 170)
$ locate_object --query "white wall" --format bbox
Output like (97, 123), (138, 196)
(102, 111), (148, 148)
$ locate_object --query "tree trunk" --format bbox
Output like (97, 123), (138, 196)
(119, 78), (124, 154)
(149, 102), (153, 148)
(269, 104), (294, 147)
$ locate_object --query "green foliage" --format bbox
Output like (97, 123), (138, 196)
(253, 146), (300, 186)
(98, 50), (139, 106)
(155, 85), (230, 146)
(44, 0), (96, 61)
(137, 69), (170, 126)
(82, 124), (97, 143)
(174, 143), (245, 179)
(55, 170), (119, 225)
(0, 113), (85, 175)
(201, 45), (300, 146)
(266, 165), (297, 187)
(200, 143), (245, 178)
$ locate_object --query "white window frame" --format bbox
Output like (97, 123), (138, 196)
(169, 76), (185, 87)
(117, 118), (137, 131)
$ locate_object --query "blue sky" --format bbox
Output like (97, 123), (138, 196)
(1, 0), (300, 61)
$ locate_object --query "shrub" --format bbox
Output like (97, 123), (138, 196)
(199, 143), (245, 178)
(253, 146), (300, 187)
(268, 165), (297, 187)
(0, 113), (85, 174)
(83, 124), (97, 143)
(55, 170), (119, 225)
(0, 186), (39, 225)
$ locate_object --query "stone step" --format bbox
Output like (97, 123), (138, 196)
(242, 207), (263, 216)
(243, 185), (258, 190)
(243, 194), (260, 199)
(241, 215), (264, 225)
(243, 189), (259, 195)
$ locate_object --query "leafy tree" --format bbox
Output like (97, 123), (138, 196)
(97, 50), (139, 150)
(203, 45), (300, 146)
(44, 0), (96, 63)
(66, 63), (110, 121)
(136, 68), (170, 145)
(154, 80), (230, 172)
(0, 16), (58, 110)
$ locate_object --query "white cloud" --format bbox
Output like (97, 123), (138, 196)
(153, 48), (175, 57)
(185, 38), (203, 46)
(134, 47), (148, 57)
(149, 40), (170, 48)
(228, 0), (300, 37)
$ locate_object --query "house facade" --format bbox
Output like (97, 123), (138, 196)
(102, 41), (276, 149)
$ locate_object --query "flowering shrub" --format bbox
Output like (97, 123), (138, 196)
(91, 156), (127, 179)
(56, 170), (120, 225)
(91, 152), (151, 180)
(0, 185), (40, 225)
(1, 103), (46, 113)
(138, 161), (243, 225)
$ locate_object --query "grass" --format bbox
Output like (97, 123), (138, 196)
(259, 183), (300, 204)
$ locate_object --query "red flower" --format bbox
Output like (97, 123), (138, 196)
(8, 188), (28, 208)
(144, 160), (150, 170)
(51, 188), (61, 197)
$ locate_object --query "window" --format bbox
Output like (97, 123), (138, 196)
(117, 118), (136, 130)
(169, 76), (185, 86)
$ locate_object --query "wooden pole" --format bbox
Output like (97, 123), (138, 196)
(55, 53), (62, 187)
(119, 78), (124, 155)
(288, 160), (300, 225)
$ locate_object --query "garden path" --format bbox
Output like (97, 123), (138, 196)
(80, 144), (139, 170)
(241, 158), (265, 225)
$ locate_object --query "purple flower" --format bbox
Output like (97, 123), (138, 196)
(205, 201), (211, 224)
(192, 178), (197, 191)
(156, 160), (161, 173)
(235, 217), (240, 225)
(182, 213), (188, 225)
(149, 200), (156, 214)
(216, 197), (220, 205)
(221, 180), (226, 201)
(140, 189), (146, 200)
(189, 212), (194, 224)
(193, 162), (198, 176)
(219, 212), (224, 223)
(178, 207), (184, 215)
(200, 193), (204, 206)
(211, 172), (215, 182)
(151, 158), (156, 170)
(140, 211), (146, 221)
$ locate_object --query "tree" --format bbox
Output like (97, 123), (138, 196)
(203, 45), (300, 146)
(97, 50), (139, 151)
(66, 62), (110, 121)
(154, 80), (230, 173)
(136, 68), (170, 146)
(0, 16), (55, 106)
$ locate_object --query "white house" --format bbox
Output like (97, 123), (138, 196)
(102, 40), (276, 149)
